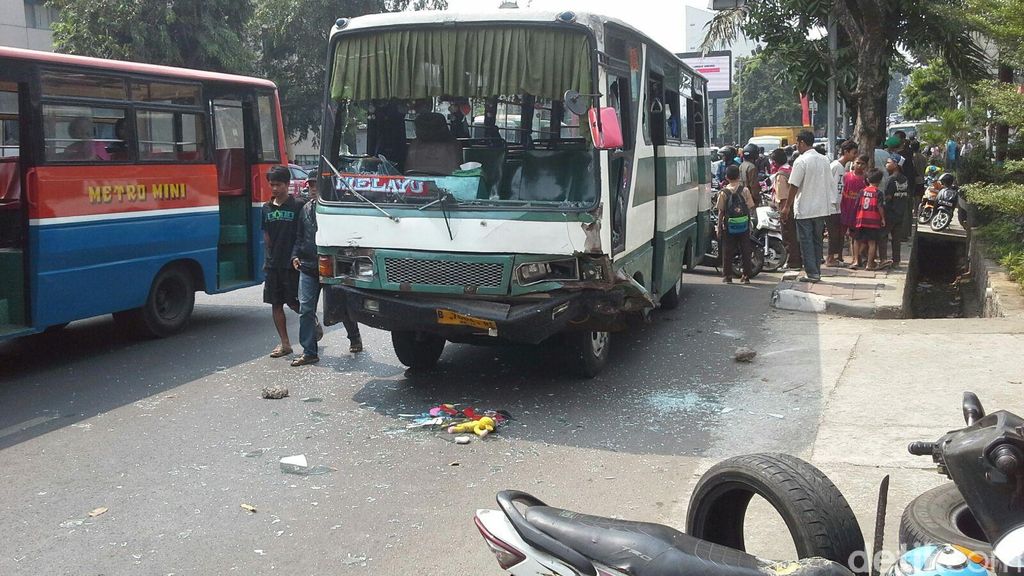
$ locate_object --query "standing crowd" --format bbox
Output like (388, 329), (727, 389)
(714, 129), (936, 283)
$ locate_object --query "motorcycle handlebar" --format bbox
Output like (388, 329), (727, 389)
(908, 441), (936, 456)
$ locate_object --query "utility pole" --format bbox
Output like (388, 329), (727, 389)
(735, 60), (743, 144)
(827, 15), (837, 158)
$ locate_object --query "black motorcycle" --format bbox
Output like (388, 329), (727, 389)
(930, 186), (958, 231)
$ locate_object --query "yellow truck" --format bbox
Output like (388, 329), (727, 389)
(750, 126), (812, 148)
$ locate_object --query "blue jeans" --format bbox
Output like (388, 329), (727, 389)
(795, 216), (826, 279)
(298, 272), (321, 357)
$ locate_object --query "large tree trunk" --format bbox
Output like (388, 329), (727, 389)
(851, 43), (889, 158)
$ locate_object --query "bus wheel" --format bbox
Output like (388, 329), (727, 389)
(572, 330), (609, 378)
(660, 277), (681, 310)
(392, 331), (445, 369)
(139, 265), (195, 338)
(684, 241), (697, 272)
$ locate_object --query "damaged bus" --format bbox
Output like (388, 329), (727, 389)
(316, 10), (712, 377)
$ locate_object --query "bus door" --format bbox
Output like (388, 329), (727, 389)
(0, 74), (29, 336)
(211, 97), (254, 288)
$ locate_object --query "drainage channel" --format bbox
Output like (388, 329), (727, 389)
(909, 234), (979, 318)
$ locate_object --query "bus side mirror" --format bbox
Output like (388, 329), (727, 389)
(588, 107), (623, 150)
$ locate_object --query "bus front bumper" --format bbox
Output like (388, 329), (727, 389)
(323, 286), (624, 345)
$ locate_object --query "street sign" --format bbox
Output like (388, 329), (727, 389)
(677, 51), (732, 99)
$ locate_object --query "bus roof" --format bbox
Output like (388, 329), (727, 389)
(0, 46), (278, 89)
(332, 10), (707, 86)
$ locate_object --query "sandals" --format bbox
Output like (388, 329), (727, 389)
(349, 338), (363, 353)
(290, 354), (319, 367)
(269, 345), (293, 358)
(740, 276), (751, 284)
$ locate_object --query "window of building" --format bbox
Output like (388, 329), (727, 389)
(24, 1), (59, 30)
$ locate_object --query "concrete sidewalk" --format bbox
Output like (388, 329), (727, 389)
(771, 262), (908, 318)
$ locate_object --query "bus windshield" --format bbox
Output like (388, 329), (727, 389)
(320, 24), (599, 210)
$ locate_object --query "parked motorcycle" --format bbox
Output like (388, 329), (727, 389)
(918, 193), (937, 224)
(930, 186), (958, 231)
(754, 205), (787, 272)
(703, 190), (765, 278)
(899, 392), (1024, 573)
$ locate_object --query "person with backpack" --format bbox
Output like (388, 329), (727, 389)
(716, 164), (757, 283)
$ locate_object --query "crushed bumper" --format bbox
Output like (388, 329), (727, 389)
(323, 286), (624, 345)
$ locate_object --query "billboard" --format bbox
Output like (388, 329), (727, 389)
(677, 51), (732, 98)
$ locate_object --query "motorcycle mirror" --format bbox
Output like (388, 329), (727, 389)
(563, 90), (589, 116)
(962, 391), (985, 426)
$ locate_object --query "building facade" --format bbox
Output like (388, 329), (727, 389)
(0, 0), (58, 51)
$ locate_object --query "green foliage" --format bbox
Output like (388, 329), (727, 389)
(974, 215), (1024, 287)
(900, 62), (956, 120)
(918, 109), (968, 145)
(49, 0), (256, 73)
(251, 0), (448, 144)
(974, 80), (1024, 128)
(721, 55), (803, 143)
(965, 182), (1024, 217)
(957, 145), (998, 185)
(965, 0), (1024, 71)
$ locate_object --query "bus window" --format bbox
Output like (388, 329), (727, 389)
(1, 86), (16, 158)
(137, 110), (207, 162)
(42, 71), (126, 100)
(256, 94), (280, 162)
(0, 82), (19, 249)
(131, 81), (200, 106)
(42, 104), (126, 162)
(664, 90), (682, 141)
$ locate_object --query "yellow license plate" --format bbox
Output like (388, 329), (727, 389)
(435, 309), (496, 330)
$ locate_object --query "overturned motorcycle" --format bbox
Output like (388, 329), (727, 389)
(474, 392), (1023, 576)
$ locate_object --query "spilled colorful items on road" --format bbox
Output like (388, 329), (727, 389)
(401, 404), (511, 440)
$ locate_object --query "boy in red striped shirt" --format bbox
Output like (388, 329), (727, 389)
(851, 169), (886, 270)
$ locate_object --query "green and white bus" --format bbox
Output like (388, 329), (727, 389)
(315, 10), (712, 377)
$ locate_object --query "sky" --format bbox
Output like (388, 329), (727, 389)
(441, 0), (715, 54)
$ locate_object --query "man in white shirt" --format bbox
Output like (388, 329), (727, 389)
(785, 131), (833, 282)
(828, 140), (859, 266)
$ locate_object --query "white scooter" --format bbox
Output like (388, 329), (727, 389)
(753, 205), (786, 272)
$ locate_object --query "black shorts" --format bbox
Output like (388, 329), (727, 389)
(855, 227), (883, 242)
(264, 268), (299, 306)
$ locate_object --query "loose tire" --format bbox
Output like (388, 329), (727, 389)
(660, 277), (681, 310)
(391, 330), (445, 369)
(931, 210), (951, 231)
(571, 330), (609, 378)
(686, 453), (866, 575)
(899, 483), (990, 555)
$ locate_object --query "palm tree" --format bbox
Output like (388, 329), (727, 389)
(701, 0), (988, 153)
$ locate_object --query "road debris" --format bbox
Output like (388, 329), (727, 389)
(88, 507), (108, 518)
(262, 385), (289, 399)
(401, 404), (510, 440)
(454, 435), (472, 445)
(279, 454), (335, 476)
(240, 503), (257, 513)
(734, 347), (757, 362)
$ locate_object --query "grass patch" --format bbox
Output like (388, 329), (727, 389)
(974, 216), (1024, 287)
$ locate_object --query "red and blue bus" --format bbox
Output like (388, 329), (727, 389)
(0, 47), (288, 340)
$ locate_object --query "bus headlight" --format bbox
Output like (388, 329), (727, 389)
(353, 258), (375, 279)
(332, 256), (375, 280)
(515, 258), (579, 285)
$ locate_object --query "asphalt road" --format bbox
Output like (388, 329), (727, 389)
(0, 267), (829, 575)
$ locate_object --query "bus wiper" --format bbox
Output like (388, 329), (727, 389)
(418, 191), (455, 241)
(321, 155), (400, 223)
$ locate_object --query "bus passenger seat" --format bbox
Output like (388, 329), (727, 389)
(0, 158), (21, 248)
(405, 112), (462, 175)
(215, 148), (246, 195)
(463, 147), (505, 199)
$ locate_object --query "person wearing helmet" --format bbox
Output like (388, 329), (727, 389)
(716, 146), (738, 187)
(739, 143), (761, 206)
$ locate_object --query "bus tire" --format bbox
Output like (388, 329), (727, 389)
(684, 241), (697, 272)
(138, 265), (196, 338)
(392, 330), (445, 369)
(898, 483), (990, 556)
(572, 330), (609, 378)
(687, 453), (867, 575)
(660, 277), (681, 310)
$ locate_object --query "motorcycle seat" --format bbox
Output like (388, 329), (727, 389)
(525, 506), (854, 576)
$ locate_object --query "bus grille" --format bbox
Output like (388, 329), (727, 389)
(383, 258), (504, 288)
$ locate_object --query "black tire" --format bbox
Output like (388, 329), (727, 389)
(660, 277), (681, 310)
(899, 483), (990, 555)
(686, 453), (866, 575)
(763, 237), (787, 273)
(931, 210), (951, 231)
(118, 265), (196, 338)
(684, 240), (697, 272)
(919, 206), (934, 224)
(570, 330), (609, 378)
(391, 330), (445, 369)
(957, 208), (968, 229)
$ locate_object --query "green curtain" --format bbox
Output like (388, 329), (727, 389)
(330, 27), (593, 101)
